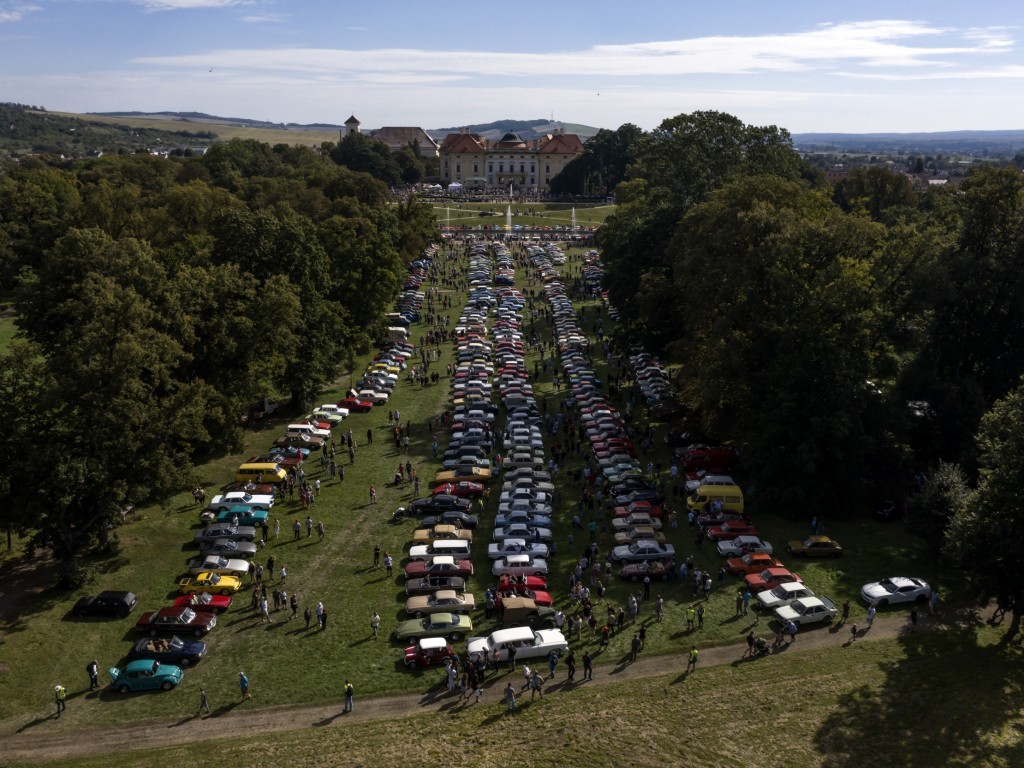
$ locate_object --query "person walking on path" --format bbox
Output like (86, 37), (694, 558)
(866, 604), (877, 630)
(582, 651), (594, 680)
(238, 672), (251, 700)
(630, 632), (641, 662)
(316, 520), (325, 541)
(547, 649), (559, 679)
(343, 680), (354, 713)
(565, 650), (576, 681)
(841, 600), (851, 625)
(687, 646), (698, 672)
(197, 687), (211, 715)
(370, 612), (381, 639)
(929, 590), (939, 616)
(745, 632), (755, 658)
(503, 682), (516, 714)
(86, 660), (99, 691)
(290, 593), (298, 620)
(909, 608), (918, 633)
(788, 620), (798, 643)
(54, 684), (67, 718)
(850, 623), (859, 642)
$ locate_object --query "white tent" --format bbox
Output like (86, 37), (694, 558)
(448, 182), (463, 191)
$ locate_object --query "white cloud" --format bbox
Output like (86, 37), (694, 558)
(0, 3), (41, 23)
(242, 13), (285, 23)
(133, 20), (1013, 77)
(838, 64), (1024, 81)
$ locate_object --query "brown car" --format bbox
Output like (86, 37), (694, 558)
(411, 524), (474, 545)
(273, 434), (326, 451)
(613, 525), (668, 546)
(135, 606), (217, 637)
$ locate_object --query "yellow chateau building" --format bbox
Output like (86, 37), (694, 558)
(438, 128), (584, 192)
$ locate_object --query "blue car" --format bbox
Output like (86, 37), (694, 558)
(126, 635), (207, 667)
(109, 660), (184, 693)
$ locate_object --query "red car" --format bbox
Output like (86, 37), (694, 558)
(403, 556), (475, 579)
(337, 397), (374, 413)
(172, 592), (233, 614)
(432, 481), (486, 499)
(744, 567), (803, 593)
(497, 575), (552, 606)
(404, 637), (455, 668)
(707, 521), (760, 541)
(613, 500), (664, 519)
(135, 606), (217, 636)
(726, 553), (785, 576)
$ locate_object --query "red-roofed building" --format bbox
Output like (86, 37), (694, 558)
(439, 127), (584, 192)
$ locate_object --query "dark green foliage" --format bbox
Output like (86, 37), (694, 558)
(909, 461), (970, 552)
(549, 123), (643, 196)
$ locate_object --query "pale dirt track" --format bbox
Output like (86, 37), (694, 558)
(0, 608), (981, 764)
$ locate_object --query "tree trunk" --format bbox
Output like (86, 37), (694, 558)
(1008, 607), (1021, 641)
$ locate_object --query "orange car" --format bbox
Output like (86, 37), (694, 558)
(726, 552), (785, 576)
(744, 567), (803, 593)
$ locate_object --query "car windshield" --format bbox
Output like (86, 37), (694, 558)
(168, 637), (184, 650)
(877, 579), (898, 593)
(209, 574), (221, 584)
(769, 586), (788, 598)
(213, 557), (228, 567)
(181, 608), (196, 622)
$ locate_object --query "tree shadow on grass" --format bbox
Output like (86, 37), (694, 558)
(814, 613), (1024, 767)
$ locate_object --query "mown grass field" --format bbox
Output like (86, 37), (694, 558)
(41, 623), (1024, 768)
(431, 201), (614, 231)
(0, 241), (1008, 766)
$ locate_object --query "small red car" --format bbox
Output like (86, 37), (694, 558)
(613, 500), (664, 519)
(403, 556), (475, 579)
(337, 397), (374, 413)
(707, 521), (760, 541)
(744, 567), (803, 593)
(432, 481), (486, 499)
(497, 575), (552, 606)
(172, 592), (233, 614)
(726, 552), (784, 576)
(404, 637), (455, 668)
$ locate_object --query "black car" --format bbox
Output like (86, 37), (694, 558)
(420, 510), (479, 530)
(405, 575), (468, 596)
(73, 590), (138, 618)
(408, 495), (472, 515)
(126, 635), (207, 666)
(614, 489), (665, 507)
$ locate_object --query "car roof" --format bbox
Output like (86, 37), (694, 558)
(433, 590), (458, 600)
(418, 637), (449, 650)
(487, 626), (537, 644)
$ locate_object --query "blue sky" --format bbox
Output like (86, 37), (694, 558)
(2, 0), (1023, 133)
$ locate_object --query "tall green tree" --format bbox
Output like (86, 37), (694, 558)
(669, 176), (888, 512)
(945, 377), (1024, 638)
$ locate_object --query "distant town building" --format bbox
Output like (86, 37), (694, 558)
(343, 115), (361, 136)
(438, 128), (584, 192)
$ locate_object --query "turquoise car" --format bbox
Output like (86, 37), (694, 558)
(216, 507), (269, 526)
(109, 659), (184, 693)
(392, 612), (474, 642)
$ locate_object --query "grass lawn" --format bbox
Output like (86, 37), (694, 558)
(0, 241), (981, 761)
(42, 622), (1024, 768)
(431, 201), (615, 231)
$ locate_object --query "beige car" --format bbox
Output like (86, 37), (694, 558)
(611, 512), (663, 531)
(613, 525), (668, 546)
(412, 524), (474, 544)
(405, 589), (477, 618)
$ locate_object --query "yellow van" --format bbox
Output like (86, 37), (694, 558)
(235, 462), (287, 484)
(686, 484), (744, 514)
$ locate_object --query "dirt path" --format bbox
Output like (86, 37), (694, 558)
(1, 608), (979, 763)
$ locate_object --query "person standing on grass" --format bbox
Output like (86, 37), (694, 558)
(304, 605), (312, 629)
(317, 520), (325, 541)
(373, 544), (381, 569)
(841, 600), (851, 625)
(866, 604), (876, 629)
(504, 682), (516, 714)
(370, 611), (381, 639)
(290, 593), (298, 620)
(343, 680), (354, 713)
(86, 659), (99, 691)
(370, 485), (377, 504)
(54, 684), (66, 718)
(565, 650), (576, 681)
(384, 552), (393, 578)
(582, 651), (593, 680)
(687, 646), (698, 672)
(320, 605), (329, 630)
(293, 518), (301, 540)
(197, 687), (210, 715)
(239, 672), (251, 700)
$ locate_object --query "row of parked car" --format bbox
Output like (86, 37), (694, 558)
(393, 242), (572, 669)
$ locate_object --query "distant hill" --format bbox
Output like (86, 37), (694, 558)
(0, 103), (218, 156)
(793, 130), (1024, 155)
(427, 119), (602, 142)
(92, 111), (345, 133)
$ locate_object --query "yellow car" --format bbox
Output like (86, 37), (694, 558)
(178, 572), (242, 596)
(412, 524), (474, 544)
(369, 362), (401, 375)
(434, 466), (492, 484)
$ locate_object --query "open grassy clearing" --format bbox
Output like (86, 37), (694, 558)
(0, 241), (968, 756)
(38, 623), (1024, 768)
(431, 202), (614, 230)
(47, 111), (339, 147)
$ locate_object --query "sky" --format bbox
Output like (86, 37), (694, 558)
(2, 0), (1024, 134)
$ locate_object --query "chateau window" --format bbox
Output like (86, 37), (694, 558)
(456, 163), (461, 173)
(473, 164), (478, 173)
(545, 164), (550, 173)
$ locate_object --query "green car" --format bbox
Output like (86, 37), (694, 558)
(392, 612), (474, 642)
(216, 507), (269, 527)
(109, 659), (184, 693)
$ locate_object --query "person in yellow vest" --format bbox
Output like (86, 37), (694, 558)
(686, 646), (698, 672)
(54, 684), (67, 718)
(686, 606), (696, 631)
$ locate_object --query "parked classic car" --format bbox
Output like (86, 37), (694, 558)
(403, 637), (455, 668)
(126, 635), (207, 667)
(109, 660), (184, 693)
(393, 612), (474, 642)
(178, 572), (241, 596)
(787, 536), (843, 558)
(404, 589), (476, 617)
(860, 577), (930, 606)
(135, 607), (217, 636)
(72, 591), (138, 619)
(172, 591), (232, 613)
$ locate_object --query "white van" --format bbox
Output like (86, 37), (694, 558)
(408, 540), (472, 561)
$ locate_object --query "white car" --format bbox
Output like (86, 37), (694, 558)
(466, 626), (568, 662)
(716, 535), (774, 557)
(185, 555), (250, 578)
(774, 596), (837, 626)
(492, 554), (548, 578)
(208, 492), (275, 511)
(316, 404), (349, 418)
(499, 489), (553, 505)
(860, 577), (930, 606)
(487, 539), (549, 559)
(357, 389), (389, 405)
(757, 582), (816, 611)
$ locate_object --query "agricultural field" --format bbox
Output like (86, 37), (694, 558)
(0, 242), (1016, 767)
